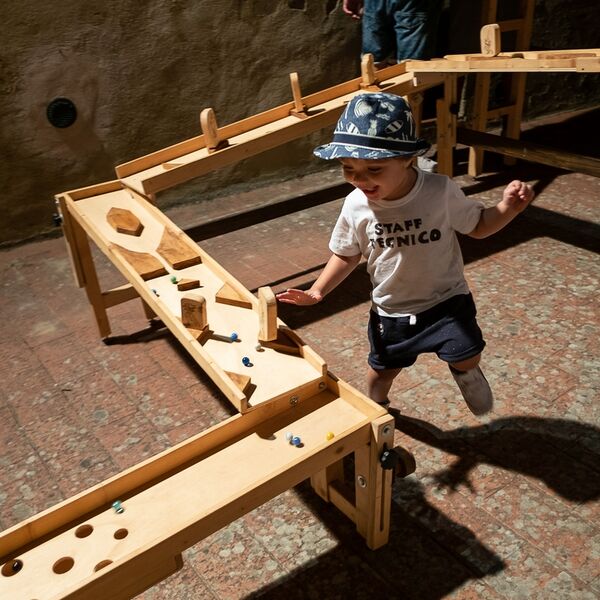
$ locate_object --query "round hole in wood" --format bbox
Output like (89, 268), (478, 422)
(113, 528), (128, 540)
(1, 559), (23, 576)
(75, 524), (94, 538)
(52, 557), (74, 574)
(94, 560), (113, 572)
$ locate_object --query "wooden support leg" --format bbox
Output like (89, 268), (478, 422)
(436, 95), (454, 178)
(70, 214), (111, 339)
(354, 414), (395, 550)
(403, 93), (423, 137)
(360, 53), (379, 90)
(310, 459), (344, 502)
(141, 299), (156, 321)
(467, 71), (491, 176)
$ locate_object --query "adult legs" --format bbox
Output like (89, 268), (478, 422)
(392, 0), (441, 61)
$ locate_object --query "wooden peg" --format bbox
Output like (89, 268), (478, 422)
(200, 108), (229, 153)
(258, 286), (277, 342)
(181, 294), (207, 332)
(360, 54), (379, 89)
(480, 24), (501, 56)
(289, 72), (308, 118)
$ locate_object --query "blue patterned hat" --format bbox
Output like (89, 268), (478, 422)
(314, 93), (430, 160)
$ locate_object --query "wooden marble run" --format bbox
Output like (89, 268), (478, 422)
(0, 172), (413, 599)
(2, 29), (598, 599)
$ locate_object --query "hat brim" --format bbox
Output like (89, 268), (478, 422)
(313, 140), (431, 161)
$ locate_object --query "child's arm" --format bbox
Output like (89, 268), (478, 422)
(468, 180), (534, 239)
(276, 252), (361, 305)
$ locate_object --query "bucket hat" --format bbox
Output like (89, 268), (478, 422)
(313, 92), (430, 160)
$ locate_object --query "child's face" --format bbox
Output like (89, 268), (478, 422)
(339, 157), (415, 201)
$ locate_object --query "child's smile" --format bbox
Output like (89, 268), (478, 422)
(340, 157), (417, 201)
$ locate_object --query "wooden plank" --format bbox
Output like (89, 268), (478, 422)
(0, 393), (376, 599)
(102, 283), (139, 308)
(117, 71), (425, 196)
(458, 127), (600, 177)
(156, 227), (203, 270)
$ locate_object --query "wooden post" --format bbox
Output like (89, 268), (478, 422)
(481, 23), (501, 56)
(69, 211), (112, 338)
(258, 286), (277, 342)
(354, 414), (395, 549)
(289, 72), (307, 117)
(200, 108), (229, 153)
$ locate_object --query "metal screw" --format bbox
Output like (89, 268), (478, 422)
(318, 381), (326, 390)
(289, 396), (299, 406)
(357, 475), (367, 488)
(383, 425), (392, 436)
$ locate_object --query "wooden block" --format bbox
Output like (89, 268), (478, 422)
(226, 371), (251, 395)
(112, 244), (168, 280)
(258, 286), (277, 342)
(260, 329), (301, 355)
(177, 278), (200, 291)
(106, 207), (144, 236)
(480, 23), (501, 56)
(200, 107), (229, 153)
(215, 282), (253, 309)
(360, 53), (379, 89)
(181, 294), (207, 331)
(156, 227), (202, 270)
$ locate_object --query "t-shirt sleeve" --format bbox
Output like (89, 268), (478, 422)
(446, 178), (484, 234)
(329, 202), (361, 256)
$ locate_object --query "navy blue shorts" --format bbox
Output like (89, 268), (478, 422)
(368, 293), (486, 370)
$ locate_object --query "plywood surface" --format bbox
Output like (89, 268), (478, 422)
(71, 189), (323, 407)
(0, 394), (370, 600)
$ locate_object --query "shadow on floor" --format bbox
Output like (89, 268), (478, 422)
(247, 477), (504, 600)
(391, 412), (600, 503)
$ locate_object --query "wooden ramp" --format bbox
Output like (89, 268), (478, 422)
(59, 181), (326, 413)
(0, 380), (396, 600)
(115, 62), (446, 195)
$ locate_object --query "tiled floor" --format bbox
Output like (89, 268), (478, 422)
(1, 111), (599, 599)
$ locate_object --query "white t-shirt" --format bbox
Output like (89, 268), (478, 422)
(329, 169), (484, 317)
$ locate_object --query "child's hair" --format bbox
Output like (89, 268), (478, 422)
(314, 93), (430, 161)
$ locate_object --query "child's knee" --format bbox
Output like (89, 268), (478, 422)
(449, 354), (481, 372)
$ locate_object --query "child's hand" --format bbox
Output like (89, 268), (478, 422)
(502, 180), (534, 213)
(276, 289), (322, 306)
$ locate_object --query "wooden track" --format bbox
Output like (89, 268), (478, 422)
(0, 382), (393, 600)
(62, 182), (326, 412)
(115, 65), (446, 195)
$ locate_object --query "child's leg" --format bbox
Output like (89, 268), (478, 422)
(449, 354), (480, 372)
(367, 366), (402, 405)
(446, 353), (493, 415)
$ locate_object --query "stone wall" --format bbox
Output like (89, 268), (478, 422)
(1, 0), (598, 245)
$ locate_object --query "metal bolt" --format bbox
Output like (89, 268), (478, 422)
(357, 475), (367, 488)
(383, 425), (392, 436)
